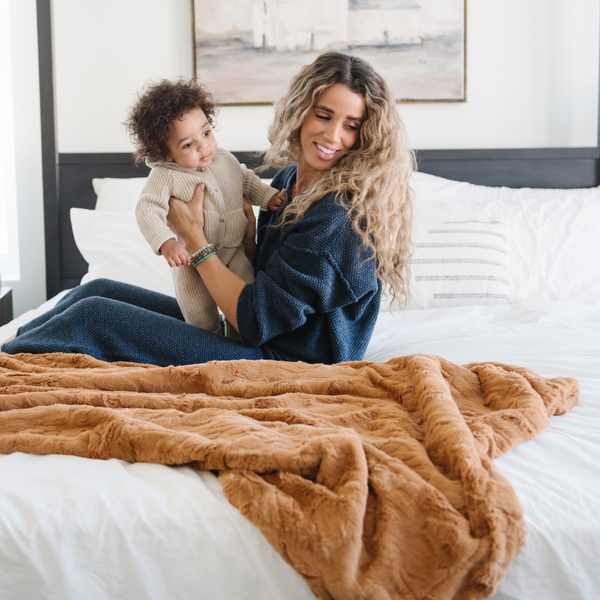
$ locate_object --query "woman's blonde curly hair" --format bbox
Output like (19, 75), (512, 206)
(263, 52), (415, 305)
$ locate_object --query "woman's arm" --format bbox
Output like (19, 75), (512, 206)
(167, 184), (247, 332)
(236, 193), (380, 349)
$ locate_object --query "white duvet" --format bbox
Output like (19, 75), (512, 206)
(1, 298), (599, 600)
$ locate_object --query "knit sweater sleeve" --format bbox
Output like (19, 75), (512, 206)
(135, 167), (177, 255)
(239, 162), (279, 211)
(236, 195), (379, 348)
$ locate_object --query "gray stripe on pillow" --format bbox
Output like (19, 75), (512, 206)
(434, 293), (510, 299)
(427, 228), (506, 240)
(441, 220), (505, 225)
(412, 258), (507, 269)
(417, 275), (509, 284)
(415, 243), (507, 253)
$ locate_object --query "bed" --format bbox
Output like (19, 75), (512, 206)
(1, 155), (599, 599)
(3, 6), (600, 592)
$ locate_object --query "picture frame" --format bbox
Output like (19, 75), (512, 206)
(192, 0), (466, 105)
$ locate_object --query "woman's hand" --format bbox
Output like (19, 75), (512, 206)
(167, 183), (207, 252)
(167, 182), (247, 332)
(242, 198), (257, 262)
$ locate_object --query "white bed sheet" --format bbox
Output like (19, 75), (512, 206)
(1, 299), (599, 600)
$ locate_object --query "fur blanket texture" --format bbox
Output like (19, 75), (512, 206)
(0, 352), (578, 600)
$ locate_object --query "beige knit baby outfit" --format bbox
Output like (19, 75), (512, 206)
(135, 148), (278, 335)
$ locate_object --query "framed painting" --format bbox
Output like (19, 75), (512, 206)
(192, 0), (465, 105)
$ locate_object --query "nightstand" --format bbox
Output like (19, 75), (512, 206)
(0, 287), (14, 327)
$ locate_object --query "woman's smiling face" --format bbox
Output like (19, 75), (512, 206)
(297, 84), (365, 179)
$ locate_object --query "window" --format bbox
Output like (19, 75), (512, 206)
(0, 0), (21, 282)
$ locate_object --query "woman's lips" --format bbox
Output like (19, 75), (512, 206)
(314, 142), (339, 161)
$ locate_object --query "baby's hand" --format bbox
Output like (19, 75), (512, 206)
(267, 189), (286, 212)
(159, 239), (190, 267)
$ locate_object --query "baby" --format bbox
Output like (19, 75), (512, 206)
(125, 78), (284, 337)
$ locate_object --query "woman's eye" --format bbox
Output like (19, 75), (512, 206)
(315, 114), (329, 121)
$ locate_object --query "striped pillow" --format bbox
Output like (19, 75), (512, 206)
(406, 219), (509, 310)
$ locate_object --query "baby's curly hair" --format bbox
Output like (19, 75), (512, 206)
(124, 78), (218, 164)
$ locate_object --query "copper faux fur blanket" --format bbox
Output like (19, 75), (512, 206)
(0, 352), (578, 600)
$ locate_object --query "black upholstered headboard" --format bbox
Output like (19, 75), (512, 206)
(50, 148), (600, 295)
(36, 0), (600, 299)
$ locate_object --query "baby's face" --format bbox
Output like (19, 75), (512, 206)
(165, 107), (217, 169)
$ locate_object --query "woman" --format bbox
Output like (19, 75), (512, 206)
(2, 52), (414, 367)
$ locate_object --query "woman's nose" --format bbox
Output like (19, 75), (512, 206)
(324, 121), (341, 144)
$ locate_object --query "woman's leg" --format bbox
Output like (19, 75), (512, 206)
(17, 279), (184, 336)
(2, 294), (268, 366)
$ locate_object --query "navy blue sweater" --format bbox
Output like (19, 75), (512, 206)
(237, 165), (381, 364)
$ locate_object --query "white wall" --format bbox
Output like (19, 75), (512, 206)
(53, 0), (599, 153)
(406, 0), (600, 149)
(8, 0), (46, 317)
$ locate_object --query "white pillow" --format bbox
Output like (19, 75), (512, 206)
(406, 216), (509, 310)
(406, 174), (600, 304)
(503, 194), (600, 302)
(70, 208), (175, 296)
(381, 201), (510, 312)
(92, 177), (148, 212)
(411, 171), (599, 205)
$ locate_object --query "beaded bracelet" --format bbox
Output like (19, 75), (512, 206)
(190, 244), (217, 268)
(192, 251), (216, 268)
(189, 244), (213, 264)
